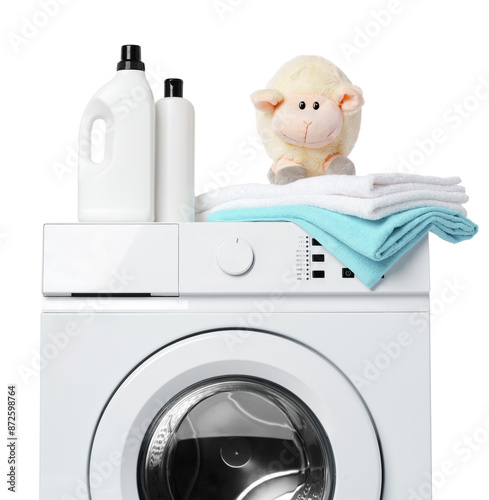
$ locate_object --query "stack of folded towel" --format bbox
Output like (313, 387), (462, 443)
(195, 173), (469, 220)
(195, 174), (478, 288)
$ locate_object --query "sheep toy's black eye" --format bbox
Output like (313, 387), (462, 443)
(313, 102), (320, 110)
(299, 101), (306, 110)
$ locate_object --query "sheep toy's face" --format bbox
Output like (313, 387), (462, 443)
(252, 83), (364, 152)
(271, 94), (343, 149)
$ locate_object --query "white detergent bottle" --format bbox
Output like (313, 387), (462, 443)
(155, 78), (195, 222)
(78, 45), (155, 222)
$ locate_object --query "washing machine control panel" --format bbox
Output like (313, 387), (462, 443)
(42, 222), (429, 297)
(179, 222), (430, 295)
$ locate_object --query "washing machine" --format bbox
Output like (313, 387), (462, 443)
(40, 222), (431, 500)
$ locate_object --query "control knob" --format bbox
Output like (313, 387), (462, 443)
(216, 238), (254, 276)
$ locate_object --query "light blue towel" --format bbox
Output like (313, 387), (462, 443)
(208, 206), (478, 288)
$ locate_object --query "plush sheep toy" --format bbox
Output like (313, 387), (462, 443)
(251, 56), (364, 184)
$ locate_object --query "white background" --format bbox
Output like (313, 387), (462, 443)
(1, 0), (488, 498)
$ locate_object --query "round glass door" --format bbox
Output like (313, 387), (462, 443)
(138, 377), (334, 500)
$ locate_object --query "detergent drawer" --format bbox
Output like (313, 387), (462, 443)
(42, 224), (178, 297)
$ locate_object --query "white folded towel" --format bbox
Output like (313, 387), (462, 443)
(195, 173), (468, 221)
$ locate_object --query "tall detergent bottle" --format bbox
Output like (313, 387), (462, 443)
(78, 45), (155, 222)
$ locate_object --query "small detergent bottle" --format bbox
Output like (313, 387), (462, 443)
(78, 45), (155, 222)
(155, 78), (195, 222)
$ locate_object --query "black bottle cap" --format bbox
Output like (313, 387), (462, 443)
(117, 45), (145, 71)
(165, 78), (183, 97)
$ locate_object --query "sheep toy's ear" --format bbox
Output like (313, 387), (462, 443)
(250, 89), (284, 112)
(336, 86), (364, 115)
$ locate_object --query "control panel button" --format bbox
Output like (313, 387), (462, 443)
(312, 254), (325, 262)
(311, 238), (322, 246)
(217, 238), (254, 276)
(312, 270), (325, 278)
(342, 268), (355, 278)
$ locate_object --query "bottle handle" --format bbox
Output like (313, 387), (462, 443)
(78, 99), (115, 181)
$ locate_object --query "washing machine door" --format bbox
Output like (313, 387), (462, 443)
(90, 330), (382, 500)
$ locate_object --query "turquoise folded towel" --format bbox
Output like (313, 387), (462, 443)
(208, 206), (478, 288)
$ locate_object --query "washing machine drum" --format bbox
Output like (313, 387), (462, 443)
(90, 330), (382, 500)
(139, 378), (332, 500)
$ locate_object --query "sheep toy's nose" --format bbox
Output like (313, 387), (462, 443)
(303, 121), (312, 127)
